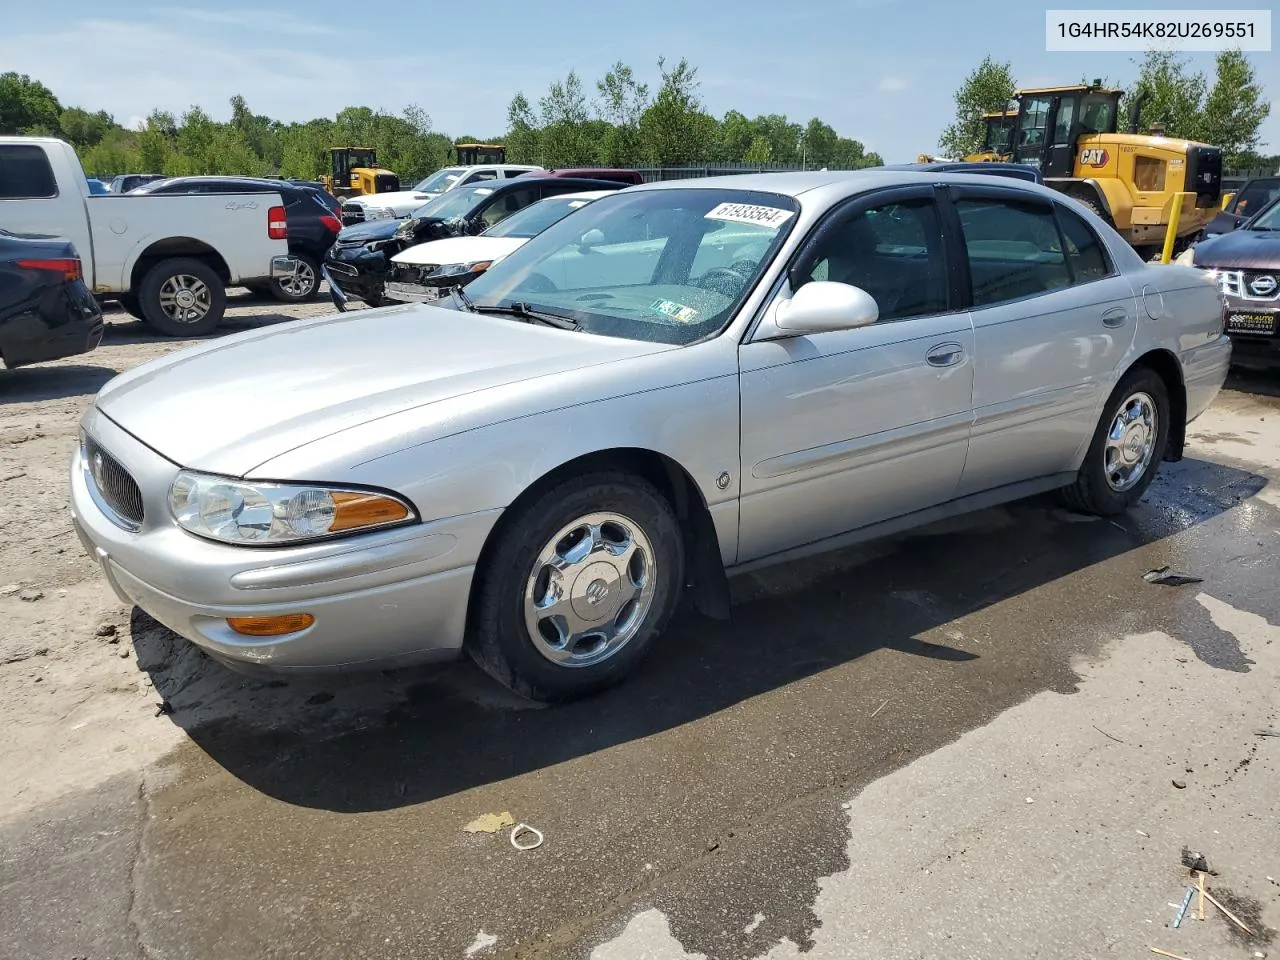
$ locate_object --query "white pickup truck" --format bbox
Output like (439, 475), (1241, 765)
(0, 137), (296, 336)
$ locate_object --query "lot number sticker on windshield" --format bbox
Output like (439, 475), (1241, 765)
(650, 299), (701, 323)
(705, 202), (794, 228)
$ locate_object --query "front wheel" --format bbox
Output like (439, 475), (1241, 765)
(1063, 367), (1170, 515)
(467, 472), (685, 702)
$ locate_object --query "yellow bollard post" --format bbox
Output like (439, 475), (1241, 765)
(1160, 193), (1185, 264)
(1221, 192), (1235, 210)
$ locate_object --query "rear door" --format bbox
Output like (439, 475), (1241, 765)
(947, 185), (1137, 496)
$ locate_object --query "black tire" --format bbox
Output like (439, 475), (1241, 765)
(468, 471), (685, 702)
(1071, 192), (1113, 227)
(116, 293), (145, 320)
(269, 253), (320, 303)
(138, 258), (226, 337)
(1063, 366), (1170, 516)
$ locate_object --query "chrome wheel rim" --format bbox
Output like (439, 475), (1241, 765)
(158, 274), (211, 324)
(523, 511), (656, 668)
(1104, 391), (1158, 491)
(278, 261), (316, 298)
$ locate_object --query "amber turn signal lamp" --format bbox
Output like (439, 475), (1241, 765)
(227, 613), (316, 637)
(330, 492), (411, 532)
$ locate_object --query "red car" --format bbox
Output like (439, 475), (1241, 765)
(519, 168), (644, 185)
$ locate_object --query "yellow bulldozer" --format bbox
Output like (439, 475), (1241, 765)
(921, 82), (1223, 255)
(320, 147), (401, 199)
(966, 110), (1018, 162)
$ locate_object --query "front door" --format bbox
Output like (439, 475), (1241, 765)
(737, 187), (975, 563)
(1012, 95), (1053, 169)
(1044, 95), (1079, 177)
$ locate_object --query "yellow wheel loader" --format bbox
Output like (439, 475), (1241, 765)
(320, 147), (400, 199)
(922, 82), (1223, 255)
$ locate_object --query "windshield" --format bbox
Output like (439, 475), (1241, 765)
(1247, 197), (1280, 231)
(409, 184), (496, 220)
(413, 168), (465, 194)
(129, 179), (173, 194)
(483, 195), (594, 239)
(460, 187), (798, 345)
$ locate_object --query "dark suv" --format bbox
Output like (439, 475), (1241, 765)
(1203, 176), (1280, 239)
(129, 177), (343, 301)
(324, 176), (628, 308)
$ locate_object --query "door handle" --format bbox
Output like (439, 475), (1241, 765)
(926, 342), (965, 367)
(1101, 307), (1128, 328)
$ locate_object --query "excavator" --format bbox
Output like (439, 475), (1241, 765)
(320, 147), (401, 199)
(920, 81), (1223, 255)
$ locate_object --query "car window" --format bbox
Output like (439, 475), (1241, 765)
(801, 197), (948, 322)
(412, 168), (465, 193)
(1232, 179), (1280, 217)
(462, 187), (798, 345)
(482, 195), (593, 239)
(1055, 205), (1113, 282)
(462, 169), (498, 184)
(476, 187), (542, 228)
(955, 198), (1071, 307)
(0, 145), (58, 199)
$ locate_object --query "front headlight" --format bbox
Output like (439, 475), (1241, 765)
(169, 471), (415, 545)
(393, 218), (421, 241)
(426, 260), (494, 282)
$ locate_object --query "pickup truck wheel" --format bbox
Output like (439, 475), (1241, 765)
(468, 472), (685, 702)
(139, 258), (225, 337)
(269, 254), (320, 302)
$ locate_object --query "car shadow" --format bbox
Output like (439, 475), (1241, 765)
(0, 363), (118, 401)
(101, 311), (298, 346)
(1226, 364), (1280, 398)
(129, 455), (1271, 815)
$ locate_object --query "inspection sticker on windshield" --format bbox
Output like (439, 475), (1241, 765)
(704, 202), (794, 227)
(650, 299), (701, 323)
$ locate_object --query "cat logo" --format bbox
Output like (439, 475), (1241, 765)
(1079, 148), (1109, 167)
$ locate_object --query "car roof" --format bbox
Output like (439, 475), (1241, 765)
(463, 176), (624, 195)
(552, 190), (615, 200)
(624, 169), (1063, 203)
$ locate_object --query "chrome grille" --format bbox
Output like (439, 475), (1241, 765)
(84, 439), (144, 528)
(1216, 269), (1280, 301)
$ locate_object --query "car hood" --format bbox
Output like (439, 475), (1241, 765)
(351, 190), (439, 208)
(391, 235), (526, 266)
(93, 304), (671, 477)
(334, 218), (402, 244)
(1193, 229), (1280, 269)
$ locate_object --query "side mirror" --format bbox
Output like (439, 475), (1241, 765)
(578, 228), (605, 253)
(775, 281), (879, 334)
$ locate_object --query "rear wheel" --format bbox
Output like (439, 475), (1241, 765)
(468, 472), (685, 702)
(270, 254), (320, 302)
(1063, 366), (1170, 515)
(138, 258), (226, 337)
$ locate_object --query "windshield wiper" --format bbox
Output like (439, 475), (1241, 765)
(449, 285), (476, 312)
(473, 301), (580, 330)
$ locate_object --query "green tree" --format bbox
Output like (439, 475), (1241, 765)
(595, 61), (650, 166)
(939, 56), (1016, 159)
(743, 135), (773, 164)
(0, 72), (63, 134)
(538, 71), (594, 166)
(1199, 49), (1271, 166)
(717, 110), (754, 161)
(639, 57), (718, 165)
(58, 107), (115, 150)
(504, 92), (540, 164)
(1128, 50), (1207, 140)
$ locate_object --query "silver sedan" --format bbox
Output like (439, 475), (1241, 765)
(70, 171), (1231, 701)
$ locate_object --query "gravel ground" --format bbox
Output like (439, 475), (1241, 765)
(0, 290), (339, 817)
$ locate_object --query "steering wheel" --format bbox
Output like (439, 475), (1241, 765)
(697, 267), (748, 298)
(516, 272), (557, 294)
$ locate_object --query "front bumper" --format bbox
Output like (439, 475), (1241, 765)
(323, 246), (390, 307)
(70, 407), (497, 672)
(1221, 294), (1279, 341)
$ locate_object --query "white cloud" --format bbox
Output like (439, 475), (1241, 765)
(149, 7), (337, 35)
(878, 77), (909, 93)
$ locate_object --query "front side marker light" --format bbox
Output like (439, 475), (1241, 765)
(227, 614), (315, 637)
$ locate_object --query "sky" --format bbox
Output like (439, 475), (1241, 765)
(1, 0), (1276, 164)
